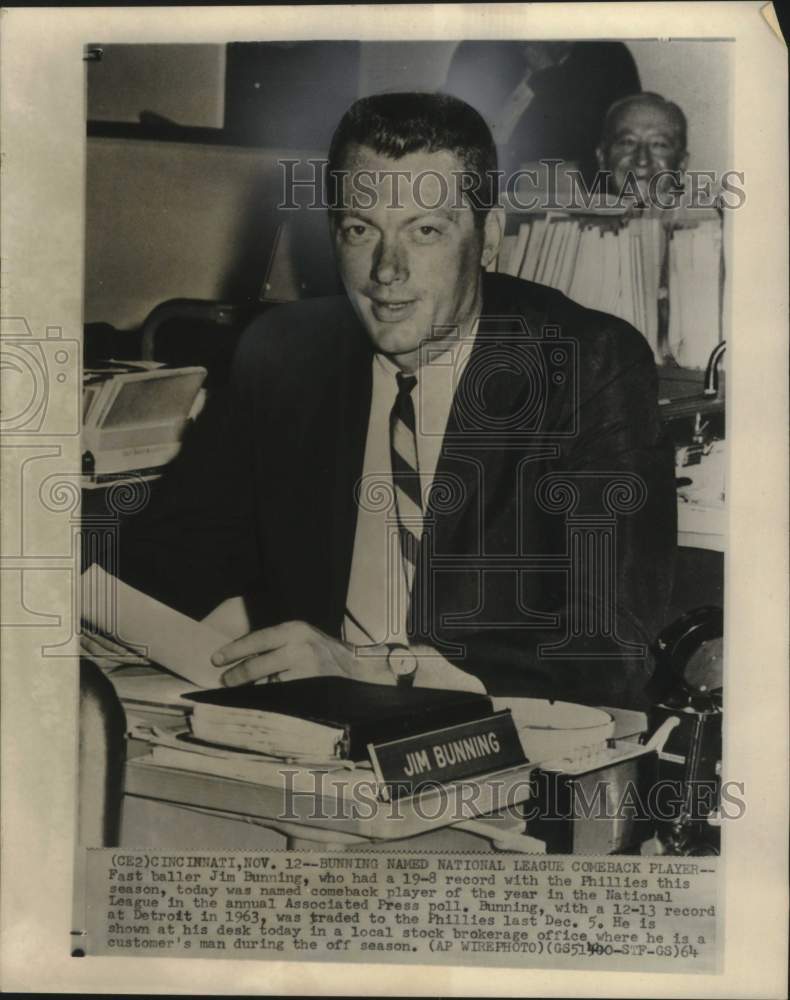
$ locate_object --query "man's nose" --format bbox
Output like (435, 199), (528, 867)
(634, 141), (651, 166)
(371, 236), (408, 285)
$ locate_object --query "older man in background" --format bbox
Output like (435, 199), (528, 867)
(596, 92), (689, 205)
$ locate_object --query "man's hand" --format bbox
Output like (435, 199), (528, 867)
(209, 619), (487, 694)
(211, 621), (393, 687)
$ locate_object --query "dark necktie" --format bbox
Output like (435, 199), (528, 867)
(390, 372), (423, 595)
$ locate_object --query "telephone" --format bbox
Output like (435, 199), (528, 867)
(648, 606), (723, 855)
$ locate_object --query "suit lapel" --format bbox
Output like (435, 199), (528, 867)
(425, 273), (546, 538)
(409, 273), (550, 638)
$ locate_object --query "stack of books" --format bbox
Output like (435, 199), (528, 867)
(83, 570), (503, 787)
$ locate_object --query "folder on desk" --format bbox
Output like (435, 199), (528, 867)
(185, 677), (493, 762)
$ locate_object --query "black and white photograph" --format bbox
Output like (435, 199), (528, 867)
(1, 4), (787, 996)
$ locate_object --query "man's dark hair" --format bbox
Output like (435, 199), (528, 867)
(327, 91), (499, 227)
(601, 92), (688, 151)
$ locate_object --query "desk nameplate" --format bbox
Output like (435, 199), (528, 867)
(368, 710), (526, 800)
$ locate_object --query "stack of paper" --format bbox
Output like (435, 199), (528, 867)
(145, 729), (376, 798)
(81, 564), (229, 688)
(667, 220), (722, 368)
(190, 701), (346, 760)
(99, 663), (198, 737)
(491, 211), (721, 367)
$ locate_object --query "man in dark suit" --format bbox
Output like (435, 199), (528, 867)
(116, 92), (675, 709)
(443, 41), (641, 182)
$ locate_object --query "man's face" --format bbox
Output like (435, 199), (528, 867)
(598, 101), (687, 202)
(332, 145), (499, 371)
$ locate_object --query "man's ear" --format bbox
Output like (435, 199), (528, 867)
(595, 145), (606, 171)
(677, 150), (689, 174)
(481, 207), (505, 269)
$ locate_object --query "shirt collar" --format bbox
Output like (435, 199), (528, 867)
(373, 319), (481, 384)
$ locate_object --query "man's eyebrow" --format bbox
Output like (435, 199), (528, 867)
(612, 125), (677, 140)
(402, 208), (456, 225)
(337, 208), (458, 226)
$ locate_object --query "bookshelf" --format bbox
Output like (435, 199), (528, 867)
(493, 203), (727, 557)
(493, 205), (724, 371)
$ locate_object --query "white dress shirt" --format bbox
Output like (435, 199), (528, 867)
(343, 326), (479, 649)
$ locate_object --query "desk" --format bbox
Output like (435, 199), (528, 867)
(677, 503), (725, 552)
(118, 706), (650, 853)
(121, 739), (541, 852)
(658, 366), (726, 554)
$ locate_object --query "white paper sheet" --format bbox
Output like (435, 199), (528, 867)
(81, 564), (229, 688)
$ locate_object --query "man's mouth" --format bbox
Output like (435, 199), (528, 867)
(368, 297), (418, 322)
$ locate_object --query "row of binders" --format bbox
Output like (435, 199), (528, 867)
(492, 212), (722, 369)
(666, 222), (723, 370)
